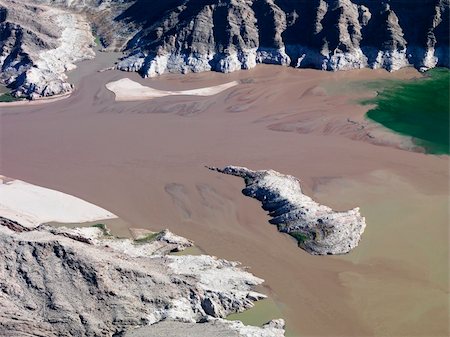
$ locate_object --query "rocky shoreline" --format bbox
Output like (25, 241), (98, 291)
(0, 216), (285, 337)
(118, 0), (449, 77)
(0, 176), (285, 336)
(0, 0), (96, 99)
(115, 0), (449, 76)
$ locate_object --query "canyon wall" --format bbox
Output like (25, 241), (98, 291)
(117, 0), (450, 76)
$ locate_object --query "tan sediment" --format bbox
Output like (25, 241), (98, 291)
(0, 176), (117, 227)
(106, 78), (239, 101)
(0, 64), (448, 337)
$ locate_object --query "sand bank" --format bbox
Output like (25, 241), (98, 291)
(105, 77), (239, 101)
(0, 177), (116, 227)
(1, 64), (448, 337)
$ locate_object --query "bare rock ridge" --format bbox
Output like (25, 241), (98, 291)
(0, 216), (285, 337)
(0, 0), (96, 98)
(208, 166), (366, 255)
(0, 0), (449, 98)
(0, 0), (134, 98)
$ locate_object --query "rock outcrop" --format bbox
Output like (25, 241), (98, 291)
(0, 0), (96, 98)
(208, 166), (366, 255)
(0, 216), (285, 336)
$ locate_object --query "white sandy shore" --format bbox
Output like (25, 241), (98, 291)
(0, 176), (117, 228)
(106, 78), (239, 101)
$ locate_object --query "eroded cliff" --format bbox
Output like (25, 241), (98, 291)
(117, 0), (450, 76)
(0, 216), (285, 337)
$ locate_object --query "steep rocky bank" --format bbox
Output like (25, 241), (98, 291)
(0, 216), (285, 337)
(0, 0), (448, 99)
(0, 0), (96, 98)
(208, 166), (366, 255)
(116, 0), (449, 76)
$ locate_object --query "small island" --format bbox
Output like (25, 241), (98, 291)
(208, 166), (366, 255)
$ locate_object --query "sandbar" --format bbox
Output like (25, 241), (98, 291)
(106, 77), (239, 101)
(0, 176), (117, 228)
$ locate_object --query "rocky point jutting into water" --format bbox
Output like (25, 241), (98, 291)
(0, 176), (285, 336)
(0, 0), (449, 98)
(208, 166), (366, 255)
(0, 0), (97, 98)
(0, 216), (285, 337)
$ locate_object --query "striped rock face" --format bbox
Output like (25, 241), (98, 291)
(116, 0), (449, 76)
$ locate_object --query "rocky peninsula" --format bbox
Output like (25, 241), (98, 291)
(0, 0), (96, 99)
(0, 178), (285, 337)
(208, 166), (366, 255)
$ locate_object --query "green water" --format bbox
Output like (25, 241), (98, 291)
(0, 92), (23, 102)
(226, 298), (284, 327)
(363, 68), (449, 154)
(170, 245), (204, 256)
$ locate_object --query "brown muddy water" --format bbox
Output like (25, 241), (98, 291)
(0, 57), (448, 337)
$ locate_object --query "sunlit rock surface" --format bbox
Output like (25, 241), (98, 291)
(208, 166), (366, 255)
(0, 216), (284, 336)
